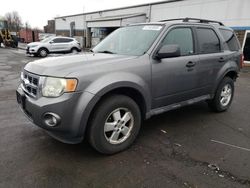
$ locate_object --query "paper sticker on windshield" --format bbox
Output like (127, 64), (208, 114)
(142, 26), (162, 31)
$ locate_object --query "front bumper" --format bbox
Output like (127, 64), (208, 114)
(16, 85), (91, 144)
(26, 46), (39, 54)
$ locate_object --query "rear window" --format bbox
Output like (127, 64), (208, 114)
(197, 28), (221, 54)
(219, 29), (240, 51)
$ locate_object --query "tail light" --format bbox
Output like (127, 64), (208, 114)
(240, 54), (244, 68)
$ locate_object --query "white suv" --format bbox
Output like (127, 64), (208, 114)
(26, 36), (81, 57)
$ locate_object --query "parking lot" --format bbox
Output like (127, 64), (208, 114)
(0, 47), (250, 188)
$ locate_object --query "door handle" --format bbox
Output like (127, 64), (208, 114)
(186, 61), (196, 68)
(219, 57), (226, 62)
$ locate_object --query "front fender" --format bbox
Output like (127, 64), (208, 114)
(76, 72), (151, 137)
(86, 72), (150, 101)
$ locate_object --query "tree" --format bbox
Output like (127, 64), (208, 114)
(12, 11), (22, 32)
(5, 11), (23, 32)
(25, 22), (31, 29)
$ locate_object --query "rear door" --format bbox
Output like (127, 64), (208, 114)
(61, 38), (74, 51)
(194, 27), (226, 95)
(50, 38), (66, 52)
(151, 26), (200, 108)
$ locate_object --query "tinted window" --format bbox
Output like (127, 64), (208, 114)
(219, 29), (240, 51)
(162, 28), (194, 56)
(52, 38), (73, 43)
(197, 28), (220, 54)
(62, 38), (73, 43)
(52, 38), (64, 43)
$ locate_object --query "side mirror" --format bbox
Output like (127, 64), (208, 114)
(156, 44), (181, 59)
(49, 41), (54, 44)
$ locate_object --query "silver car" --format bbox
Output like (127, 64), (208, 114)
(26, 36), (81, 57)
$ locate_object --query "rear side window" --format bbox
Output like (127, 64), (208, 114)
(62, 38), (73, 43)
(197, 28), (220, 54)
(52, 38), (64, 43)
(162, 28), (194, 56)
(219, 29), (240, 51)
(53, 38), (73, 43)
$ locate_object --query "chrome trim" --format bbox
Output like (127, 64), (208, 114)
(21, 70), (41, 99)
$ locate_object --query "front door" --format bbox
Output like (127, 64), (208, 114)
(50, 38), (66, 52)
(151, 27), (200, 108)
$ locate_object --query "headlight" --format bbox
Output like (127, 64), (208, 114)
(42, 77), (78, 97)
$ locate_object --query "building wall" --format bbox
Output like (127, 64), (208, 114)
(150, 0), (250, 27)
(19, 29), (39, 43)
(56, 15), (85, 34)
(55, 6), (149, 32)
(235, 30), (246, 46)
(85, 6), (149, 22)
(44, 20), (55, 34)
(54, 0), (250, 47)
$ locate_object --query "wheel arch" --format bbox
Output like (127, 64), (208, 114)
(38, 47), (49, 54)
(71, 47), (79, 52)
(213, 68), (238, 95)
(78, 83), (150, 139)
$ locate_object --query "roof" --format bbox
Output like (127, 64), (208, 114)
(55, 0), (183, 19)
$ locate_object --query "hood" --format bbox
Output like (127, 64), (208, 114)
(27, 42), (41, 46)
(24, 53), (138, 77)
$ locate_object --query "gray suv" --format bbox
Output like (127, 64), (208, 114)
(16, 18), (243, 154)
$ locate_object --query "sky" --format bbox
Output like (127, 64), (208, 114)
(0, 0), (162, 29)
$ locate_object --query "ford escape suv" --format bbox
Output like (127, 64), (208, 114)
(17, 18), (243, 154)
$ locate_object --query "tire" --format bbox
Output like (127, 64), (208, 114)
(38, 48), (48, 57)
(88, 95), (141, 154)
(208, 77), (234, 112)
(71, 48), (78, 54)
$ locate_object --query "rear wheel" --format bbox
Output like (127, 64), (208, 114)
(88, 95), (141, 154)
(38, 48), (48, 57)
(208, 77), (234, 112)
(71, 48), (78, 54)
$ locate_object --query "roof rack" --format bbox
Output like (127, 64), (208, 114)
(159, 17), (224, 26)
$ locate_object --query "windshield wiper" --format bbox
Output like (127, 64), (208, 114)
(96, 50), (116, 54)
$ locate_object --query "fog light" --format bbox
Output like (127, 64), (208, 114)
(43, 112), (61, 127)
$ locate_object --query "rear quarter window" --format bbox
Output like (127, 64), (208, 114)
(219, 29), (240, 51)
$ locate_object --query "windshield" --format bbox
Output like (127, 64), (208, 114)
(93, 25), (163, 56)
(41, 36), (53, 43)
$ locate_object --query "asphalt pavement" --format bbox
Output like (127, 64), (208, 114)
(0, 48), (250, 188)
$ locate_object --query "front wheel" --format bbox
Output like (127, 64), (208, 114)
(38, 48), (48, 57)
(208, 77), (234, 112)
(88, 95), (141, 154)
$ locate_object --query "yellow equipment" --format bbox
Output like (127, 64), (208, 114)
(0, 19), (17, 48)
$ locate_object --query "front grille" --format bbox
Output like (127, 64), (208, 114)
(21, 71), (40, 98)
